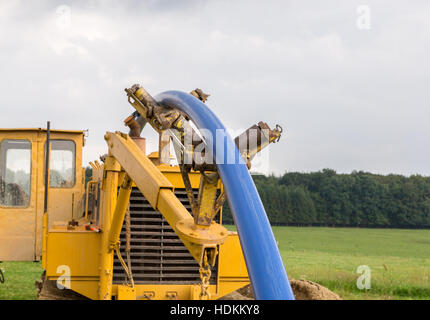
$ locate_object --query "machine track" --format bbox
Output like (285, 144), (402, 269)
(35, 272), (87, 300)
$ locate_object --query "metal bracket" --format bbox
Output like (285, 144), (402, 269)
(194, 172), (219, 226)
(179, 164), (198, 216)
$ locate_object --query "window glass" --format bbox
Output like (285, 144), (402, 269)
(0, 140), (32, 207)
(49, 140), (76, 188)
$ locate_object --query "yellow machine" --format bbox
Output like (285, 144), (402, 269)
(0, 85), (282, 300)
(0, 128), (85, 261)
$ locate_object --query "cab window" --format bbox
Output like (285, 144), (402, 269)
(48, 140), (76, 188)
(0, 140), (32, 207)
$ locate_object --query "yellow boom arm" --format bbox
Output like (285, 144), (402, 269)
(104, 131), (228, 266)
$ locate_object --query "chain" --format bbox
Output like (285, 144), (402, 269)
(199, 252), (211, 300)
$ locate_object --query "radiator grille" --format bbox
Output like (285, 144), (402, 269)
(113, 187), (218, 285)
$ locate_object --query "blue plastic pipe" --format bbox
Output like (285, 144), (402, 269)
(155, 91), (295, 300)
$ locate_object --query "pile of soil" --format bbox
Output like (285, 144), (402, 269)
(223, 279), (341, 300)
(290, 279), (341, 300)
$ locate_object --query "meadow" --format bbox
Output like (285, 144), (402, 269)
(1, 226), (429, 300)
(271, 226), (430, 300)
(0, 261), (42, 300)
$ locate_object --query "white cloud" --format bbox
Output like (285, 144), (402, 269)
(1, 0), (430, 176)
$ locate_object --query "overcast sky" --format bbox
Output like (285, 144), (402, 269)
(1, 0), (429, 176)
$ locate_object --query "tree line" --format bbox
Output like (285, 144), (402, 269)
(222, 169), (430, 228)
(85, 166), (430, 228)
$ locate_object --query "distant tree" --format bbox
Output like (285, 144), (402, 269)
(217, 169), (430, 228)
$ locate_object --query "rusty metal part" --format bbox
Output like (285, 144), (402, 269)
(124, 112), (147, 138)
(125, 84), (155, 118)
(199, 251), (211, 299)
(194, 172), (219, 226)
(126, 85), (215, 170)
(99, 154), (107, 163)
(68, 219), (78, 227)
(125, 85), (181, 132)
(154, 107), (181, 132)
(158, 130), (171, 165)
(234, 121), (283, 169)
(274, 124), (283, 142)
(125, 86), (282, 233)
(177, 123), (219, 227)
(190, 89), (210, 103)
(258, 121), (283, 143)
(182, 122), (283, 171)
(178, 164), (198, 216)
(213, 191), (227, 219)
(192, 163), (217, 172)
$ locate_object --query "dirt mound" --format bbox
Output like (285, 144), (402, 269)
(290, 279), (341, 300)
(222, 279), (341, 300)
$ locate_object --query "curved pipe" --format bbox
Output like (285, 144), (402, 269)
(155, 91), (294, 300)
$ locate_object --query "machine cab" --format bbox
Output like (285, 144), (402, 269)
(0, 128), (85, 261)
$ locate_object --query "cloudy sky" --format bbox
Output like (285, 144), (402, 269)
(1, 0), (429, 175)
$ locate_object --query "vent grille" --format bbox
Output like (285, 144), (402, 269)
(113, 188), (218, 285)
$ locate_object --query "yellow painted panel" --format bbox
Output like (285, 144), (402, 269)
(70, 280), (99, 300)
(34, 131), (85, 260)
(216, 281), (250, 299)
(163, 171), (202, 189)
(117, 285), (136, 300)
(218, 233), (249, 278)
(112, 282), (249, 300)
(162, 170), (222, 190)
(46, 231), (101, 277)
(0, 132), (38, 260)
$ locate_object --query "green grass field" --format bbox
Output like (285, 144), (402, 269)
(0, 261), (42, 300)
(1, 227), (429, 300)
(230, 226), (430, 300)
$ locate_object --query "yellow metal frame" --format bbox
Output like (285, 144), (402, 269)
(45, 229), (248, 300)
(104, 132), (228, 266)
(1, 127), (249, 299)
(44, 133), (249, 300)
